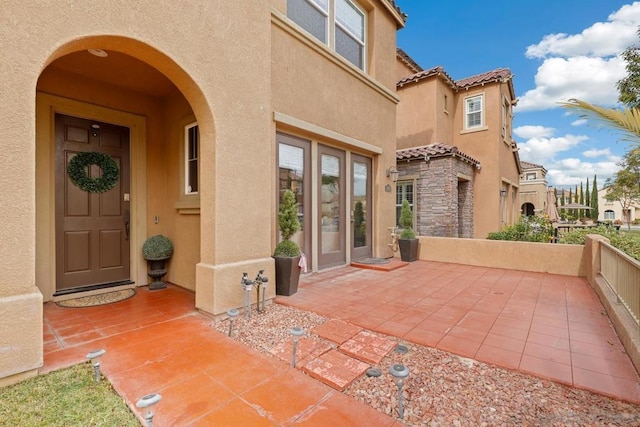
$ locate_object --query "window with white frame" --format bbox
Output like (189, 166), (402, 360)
(185, 122), (199, 195)
(525, 172), (536, 180)
(396, 181), (414, 228)
(604, 210), (615, 220)
(465, 94), (483, 129)
(287, 0), (365, 70)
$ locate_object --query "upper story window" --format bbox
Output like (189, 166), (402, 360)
(287, 0), (366, 70)
(465, 95), (483, 129)
(185, 122), (199, 195)
(525, 172), (536, 181)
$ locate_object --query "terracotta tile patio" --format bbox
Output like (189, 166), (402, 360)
(41, 260), (640, 425)
(43, 285), (399, 426)
(278, 261), (640, 403)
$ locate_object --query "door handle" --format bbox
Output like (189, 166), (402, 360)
(124, 209), (130, 241)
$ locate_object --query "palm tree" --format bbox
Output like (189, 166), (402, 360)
(560, 99), (640, 144)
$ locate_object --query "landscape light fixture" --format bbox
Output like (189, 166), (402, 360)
(85, 349), (106, 382)
(386, 166), (399, 183)
(136, 393), (162, 427)
(226, 308), (239, 337)
(290, 327), (304, 368)
(389, 364), (410, 419)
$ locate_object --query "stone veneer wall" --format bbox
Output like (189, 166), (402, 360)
(398, 156), (474, 238)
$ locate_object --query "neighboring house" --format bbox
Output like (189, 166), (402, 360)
(395, 49), (521, 238)
(395, 144), (479, 238)
(598, 187), (640, 223)
(0, 1), (406, 385)
(519, 161), (549, 216)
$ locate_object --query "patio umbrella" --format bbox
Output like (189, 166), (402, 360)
(546, 188), (559, 222)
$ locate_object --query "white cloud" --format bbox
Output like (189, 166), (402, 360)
(516, 56), (625, 111)
(526, 2), (640, 58)
(571, 119), (587, 126)
(517, 134), (588, 165)
(513, 125), (555, 139)
(517, 2), (640, 112)
(583, 148), (611, 158)
(545, 159), (620, 187)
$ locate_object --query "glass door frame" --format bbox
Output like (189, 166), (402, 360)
(317, 145), (346, 269)
(350, 153), (372, 260)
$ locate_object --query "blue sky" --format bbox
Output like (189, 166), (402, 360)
(394, 0), (640, 189)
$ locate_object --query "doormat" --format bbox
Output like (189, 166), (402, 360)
(56, 289), (136, 308)
(352, 257), (390, 265)
(351, 258), (409, 272)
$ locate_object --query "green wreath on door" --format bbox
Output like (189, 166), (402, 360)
(67, 152), (119, 193)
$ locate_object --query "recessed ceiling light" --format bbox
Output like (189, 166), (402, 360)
(88, 49), (108, 58)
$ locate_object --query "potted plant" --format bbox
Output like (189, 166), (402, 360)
(274, 189), (302, 296)
(142, 234), (174, 290)
(398, 199), (418, 262)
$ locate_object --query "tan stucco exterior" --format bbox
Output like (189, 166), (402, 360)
(0, 0), (405, 382)
(396, 63), (521, 238)
(519, 162), (549, 217)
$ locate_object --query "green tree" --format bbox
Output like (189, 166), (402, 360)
(399, 199), (415, 239)
(561, 99), (640, 145)
(274, 189), (301, 256)
(591, 176), (599, 221)
(605, 161), (640, 230)
(585, 178), (591, 218)
(617, 27), (640, 109)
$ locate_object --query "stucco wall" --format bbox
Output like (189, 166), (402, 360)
(417, 237), (586, 277)
(271, 5), (399, 260)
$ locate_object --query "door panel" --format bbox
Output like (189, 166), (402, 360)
(277, 133), (311, 268)
(318, 145), (346, 268)
(351, 154), (372, 260)
(55, 114), (131, 292)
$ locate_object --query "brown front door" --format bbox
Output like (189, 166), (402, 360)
(55, 114), (131, 293)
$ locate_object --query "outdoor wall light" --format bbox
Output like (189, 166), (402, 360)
(226, 308), (239, 337)
(386, 166), (399, 183)
(389, 364), (410, 419)
(290, 327), (305, 368)
(85, 349), (106, 382)
(500, 189), (508, 197)
(136, 393), (162, 427)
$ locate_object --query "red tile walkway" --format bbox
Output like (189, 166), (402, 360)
(277, 261), (640, 403)
(42, 260), (640, 425)
(43, 285), (400, 426)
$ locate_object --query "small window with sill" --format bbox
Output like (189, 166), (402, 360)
(465, 94), (483, 129)
(185, 122), (199, 195)
(287, 0), (366, 70)
(525, 172), (536, 181)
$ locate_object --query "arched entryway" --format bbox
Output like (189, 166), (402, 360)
(521, 202), (535, 216)
(35, 38), (212, 302)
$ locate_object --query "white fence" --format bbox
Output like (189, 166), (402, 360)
(600, 241), (640, 325)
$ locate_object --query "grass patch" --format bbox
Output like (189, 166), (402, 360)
(0, 363), (138, 427)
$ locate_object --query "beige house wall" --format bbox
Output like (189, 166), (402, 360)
(452, 83), (520, 237)
(397, 73), (520, 238)
(416, 237), (586, 277)
(0, 0), (404, 382)
(271, 3), (401, 263)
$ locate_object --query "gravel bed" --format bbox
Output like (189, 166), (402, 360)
(212, 303), (640, 426)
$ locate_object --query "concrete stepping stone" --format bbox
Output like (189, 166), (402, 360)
(312, 319), (363, 344)
(302, 349), (370, 391)
(339, 330), (396, 364)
